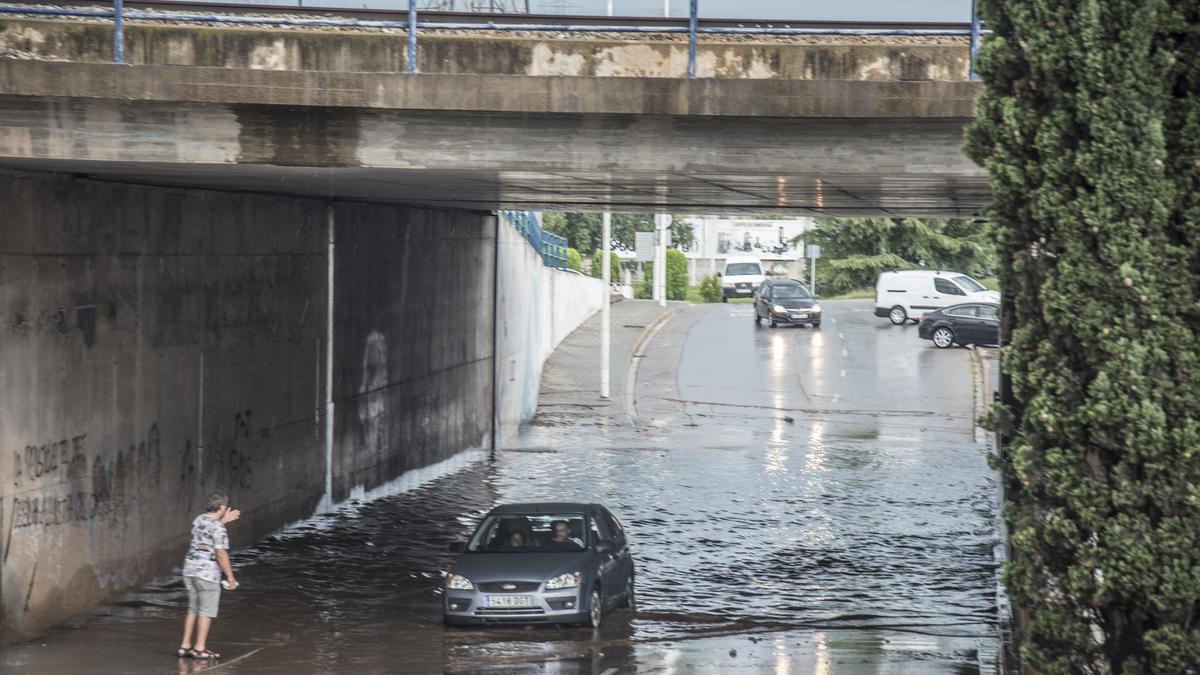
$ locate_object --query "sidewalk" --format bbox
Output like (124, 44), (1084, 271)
(530, 299), (689, 429)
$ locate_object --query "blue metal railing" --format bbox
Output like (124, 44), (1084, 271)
(0, 2), (985, 77)
(502, 211), (568, 270)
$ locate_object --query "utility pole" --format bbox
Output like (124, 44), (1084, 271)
(599, 0), (613, 402)
(600, 212), (611, 400)
(655, 214), (671, 307)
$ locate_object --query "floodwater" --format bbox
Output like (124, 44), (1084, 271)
(3, 300), (1003, 673)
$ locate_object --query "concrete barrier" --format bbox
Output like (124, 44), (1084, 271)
(0, 17), (970, 81)
(495, 219), (604, 444)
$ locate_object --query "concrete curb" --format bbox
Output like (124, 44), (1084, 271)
(968, 346), (998, 448)
(622, 305), (686, 425)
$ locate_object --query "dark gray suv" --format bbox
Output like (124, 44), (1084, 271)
(443, 503), (634, 628)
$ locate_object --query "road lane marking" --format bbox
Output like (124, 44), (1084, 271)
(840, 369), (846, 377)
(842, 348), (848, 356)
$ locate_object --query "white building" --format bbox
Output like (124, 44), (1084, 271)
(680, 216), (815, 284)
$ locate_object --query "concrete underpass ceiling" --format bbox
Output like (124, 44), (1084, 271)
(0, 159), (989, 217)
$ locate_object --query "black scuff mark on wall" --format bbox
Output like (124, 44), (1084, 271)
(76, 305), (97, 347)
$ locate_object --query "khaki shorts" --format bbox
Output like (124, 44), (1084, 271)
(184, 576), (221, 618)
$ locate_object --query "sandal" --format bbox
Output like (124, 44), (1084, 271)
(176, 647), (190, 658)
(189, 648), (221, 659)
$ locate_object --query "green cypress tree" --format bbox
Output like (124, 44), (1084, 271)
(967, 0), (1200, 671)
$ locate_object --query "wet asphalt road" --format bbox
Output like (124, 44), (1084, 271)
(2, 299), (1002, 673)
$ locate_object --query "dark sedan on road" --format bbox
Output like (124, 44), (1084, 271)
(443, 502), (634, 629)
(918, 302), (1000, 348)
(754, 278), (822, 328)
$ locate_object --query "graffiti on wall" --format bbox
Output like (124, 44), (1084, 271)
(9, 424), (162, 529)
(358, 331), (389, 461)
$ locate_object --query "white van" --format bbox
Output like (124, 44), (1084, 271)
(719, 256), (765, 301)
(874, 270), (999, 324)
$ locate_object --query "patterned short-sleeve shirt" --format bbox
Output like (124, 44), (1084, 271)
(182, 514), (229, 583)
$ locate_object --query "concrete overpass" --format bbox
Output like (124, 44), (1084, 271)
(0, 12), (986, 641)
(0, 14), (986, 216)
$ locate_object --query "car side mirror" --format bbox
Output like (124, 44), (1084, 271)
(594, 540), (616, 555)
(448, 541), (466, 553)
(716, 272), (722, 278)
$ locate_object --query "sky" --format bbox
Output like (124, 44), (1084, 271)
(272, 0), (974, 23)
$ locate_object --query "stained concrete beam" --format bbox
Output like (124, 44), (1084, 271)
(0, 60), (985, 216)
(0, 60), (980, 118)
(0, 17), (971, 81)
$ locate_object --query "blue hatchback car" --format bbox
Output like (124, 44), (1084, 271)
(443, 503), (635, 628)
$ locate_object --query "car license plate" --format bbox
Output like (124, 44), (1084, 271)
(794, 312), (809, 319)
(487, 595), (533, 608)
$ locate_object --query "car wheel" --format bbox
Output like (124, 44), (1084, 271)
(769, 319), (777, 328)
(619, 574), (636, 610)
(721, 296), (728, 303)
(754, 310), (761, 325)
(889, 306), (907, 325)
(932, 327), (955, 348)
(586, 588), (603, 629)
(811, 321), (821, 328)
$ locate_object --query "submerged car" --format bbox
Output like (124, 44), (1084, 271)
(443, 503), (635, 628)
(754, 278), (821, 328)
(918, 302), (1000, 348)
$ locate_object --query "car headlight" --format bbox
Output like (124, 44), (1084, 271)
(545, 571), (581, 590)
(447, 573), (474, 590)
(772, 304), (786, 314)
(811, 304), (821, 313)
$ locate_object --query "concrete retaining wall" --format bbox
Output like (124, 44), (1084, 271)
(0, 171), (328, 639)
(0, 18), (970, 81)
(330, 202), (494, 503)
(0, 171), (497, 640)
(495, 220), (604, 444)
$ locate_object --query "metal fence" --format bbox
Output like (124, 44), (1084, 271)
(0, 2), (985, 78)
(502, 211), (568, 270)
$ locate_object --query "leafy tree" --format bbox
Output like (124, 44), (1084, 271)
(542, 212), (695, 252)
(966, 0), (1200, 672)
(542, 212), (601, 253)
(798, 217), (995, 295)
(565, 248), (583, 273)
(639, 249), (688, 301)
(610, 214), (695, 252)
(590, 249), (621, 280)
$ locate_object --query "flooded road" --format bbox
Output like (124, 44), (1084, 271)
(3, 299), (1003, 673)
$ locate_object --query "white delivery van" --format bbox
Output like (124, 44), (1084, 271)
(719, 256), (765, 301)
(874, 270), (999, 324)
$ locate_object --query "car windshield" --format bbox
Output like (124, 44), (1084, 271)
(954, 276), (987, 293)
(467, 514), (587, 553)
(771, 284), (810, 299)
(726, 263), (762, 276)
